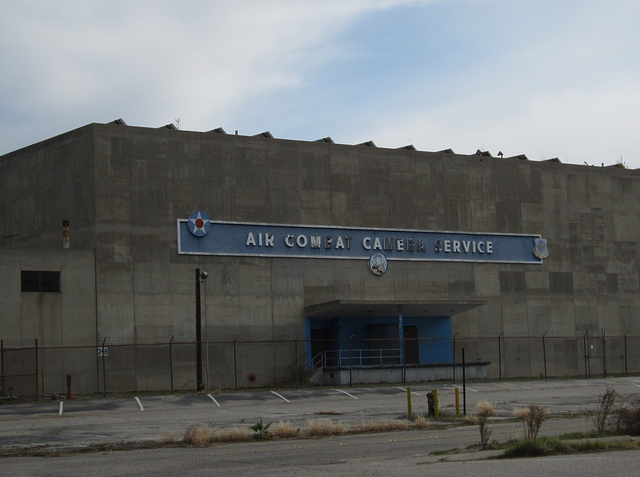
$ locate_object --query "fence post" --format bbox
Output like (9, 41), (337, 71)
(624, 331), (629, 376)
(169, 335), (174, 393)
(1, 339), (4, 395)
(35, 339), (39, 402)
(349, 336), (355, 388)
(402, 332), (407, 386)
(542, 331), (548, 380)
(498, 333), (503, 381)
(233, 335), (239, 390)
(584, 330), (590, 378)
(452, 333), (457, 384)
(101, 337), (107, 396)
(294, 335), (299, 390)
(601, 329), (607, 378)
(462, 347), (467, 416)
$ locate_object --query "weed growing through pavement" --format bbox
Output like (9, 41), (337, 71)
(593, 388), (618, 432)
(466, 401), (495, 448)
(250, 419), (271, 440)
(306, 419), (345, 437)
(413, 414), (429, 429)
(273, 421), (300, 439)
(513, 404), (547, 440)
(183, 424), (211, 446)
(352, 420), (410, 433)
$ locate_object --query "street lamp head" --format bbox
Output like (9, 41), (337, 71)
(200, 271), (208, 280)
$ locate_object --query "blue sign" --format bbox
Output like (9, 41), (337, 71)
(178, 212), (546, 264)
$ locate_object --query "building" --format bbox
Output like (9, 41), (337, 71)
(1, 120), (639, 396)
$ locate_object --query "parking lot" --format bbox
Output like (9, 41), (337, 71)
(1, 376), (639, 453)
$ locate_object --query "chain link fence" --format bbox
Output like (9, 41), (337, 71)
(1, 333), (639, 400)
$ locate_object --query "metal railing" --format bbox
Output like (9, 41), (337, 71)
(312, 348), (402, 368)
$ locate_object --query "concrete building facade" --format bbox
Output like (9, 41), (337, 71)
(1, 120), (639, 395)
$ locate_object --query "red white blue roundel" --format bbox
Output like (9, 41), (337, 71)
(187, 210), (210, 237)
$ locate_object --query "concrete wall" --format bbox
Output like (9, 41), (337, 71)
(2, 122), (640, 392)
(0, 249), (97, 395)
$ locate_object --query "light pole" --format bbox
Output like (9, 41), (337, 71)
(195, 268), (208, 391)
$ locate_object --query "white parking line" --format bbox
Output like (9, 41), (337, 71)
(335, 389), (358, 400)
(452, 384), (478, 393)
(58, 402), (63, 415)
(207, 394), (220, 407)
(134, 396), (144, 411)
(396, 387), (421, 396)
(270, 391), (290, 403)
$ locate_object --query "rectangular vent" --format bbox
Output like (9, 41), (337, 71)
(21, 271), (61, 293)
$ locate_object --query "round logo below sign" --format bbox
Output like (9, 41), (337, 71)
(187, 210), (210, 237)
(369, 252), (388, 276)
(533, 238), (549, 259)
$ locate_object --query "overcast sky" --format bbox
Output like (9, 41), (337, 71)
(1, 0), (639, 167)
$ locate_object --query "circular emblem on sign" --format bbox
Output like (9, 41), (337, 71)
(369, 252), (388, 276)
(533, 238), (549, 259)
(187, 210), (210, 237)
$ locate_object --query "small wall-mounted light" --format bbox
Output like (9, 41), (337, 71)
(62, 220), (70, 249)
(200, 271), (208, 280)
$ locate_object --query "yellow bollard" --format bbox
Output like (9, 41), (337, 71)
(407, 387), (413, 418)
(433, 389), (439, 418)
(455, 387), (460, 416)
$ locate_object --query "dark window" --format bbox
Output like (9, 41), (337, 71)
(21, 271), (61, 293)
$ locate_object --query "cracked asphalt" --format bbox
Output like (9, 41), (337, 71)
(1, 376), (639, 454)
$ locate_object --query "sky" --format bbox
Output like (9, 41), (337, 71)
(1, 0), (639, 167)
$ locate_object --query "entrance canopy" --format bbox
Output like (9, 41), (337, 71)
(305, 299), (485, 320)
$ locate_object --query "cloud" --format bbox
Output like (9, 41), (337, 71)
(1, 0), (639, 168)
(323, 1), (640, 166)
(0, 0), (430, 151)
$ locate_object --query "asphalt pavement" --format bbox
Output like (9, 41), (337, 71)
(0, 375), (639, 454)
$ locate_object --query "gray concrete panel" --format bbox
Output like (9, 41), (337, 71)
(3, 123), (640, 392)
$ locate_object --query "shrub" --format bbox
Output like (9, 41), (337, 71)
(514, 404), (547, 440)
(470, 401), (495, 448)
(593, 388), (618, 432)
(615, 398), (640, 436)
(280, 363), (313, 386)
(504, 437), (568, 458)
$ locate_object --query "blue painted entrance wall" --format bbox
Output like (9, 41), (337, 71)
(307, 315), (452, 365)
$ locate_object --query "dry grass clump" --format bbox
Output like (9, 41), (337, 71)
(184, 424), (250, 445)
(475, 401), (496, 418)
(184, 424), (213, 446)
(212, 426), (251, 443)
(273, 421), (300, 439)
(160, 431), (179, 443)
(184, 414), (431, 447)
(413, 414), (429, 429)
(514, 404), (547, 440)
(466, 401), (496, 448)
(306, 419), (345, 437)
(353, 419), (410, 433)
